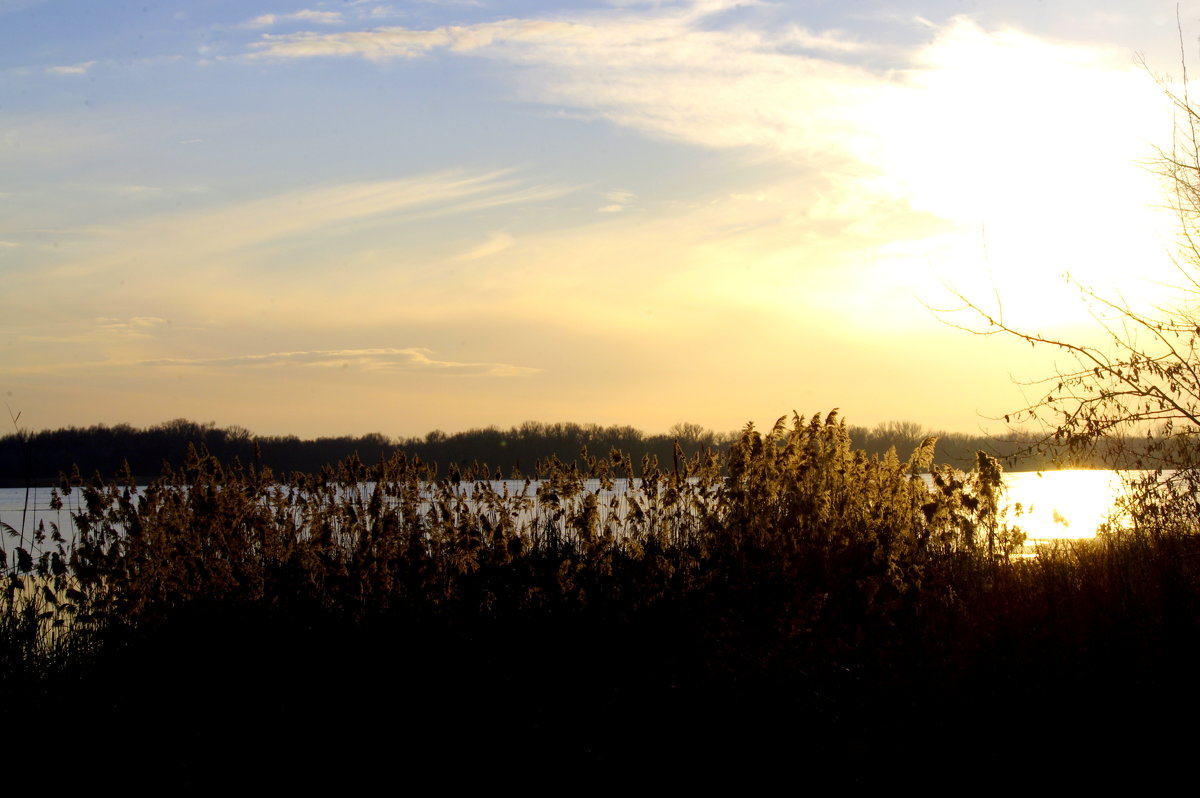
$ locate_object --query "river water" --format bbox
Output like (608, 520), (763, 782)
(991, 469), (1141, 543)
(0, 469), (1152, 550)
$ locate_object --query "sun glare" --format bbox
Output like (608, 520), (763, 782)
(1003, 469), (1133, 541)
(860, 20), (1180, 333)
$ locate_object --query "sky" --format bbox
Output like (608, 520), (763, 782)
(2, 0), (1198, 439)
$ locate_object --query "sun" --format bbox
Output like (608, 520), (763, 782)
(858, 19), (1182, 335)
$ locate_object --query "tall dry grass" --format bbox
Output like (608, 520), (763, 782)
(2, 411), (1197, 787)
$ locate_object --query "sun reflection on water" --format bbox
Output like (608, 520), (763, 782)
(999, 469), (1136, 543)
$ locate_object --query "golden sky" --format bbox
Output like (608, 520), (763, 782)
(1, 1), (1195, 438)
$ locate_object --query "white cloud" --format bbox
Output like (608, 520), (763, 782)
(85, 170), (560, 267)
(598, 189), (636, 212)
(95, 317), (169, 337)
(242, 5), (1176, 323)
(245, 2), (819, 64)
(778, 25), (867, 54)
(236, 4), (1160, 198)
(46, 60), (96, 75)
(455, 231), (515, 260)
(240, 10), (344, 30)
(294, 9), (343, 24)
(10, 171), (577, 330)
(249, 26), (452, 60)
(18, 316), (169, 344)
(362, 5), (403, 19)
(140, 347), (538, 376)
(240, 5), (877, 157)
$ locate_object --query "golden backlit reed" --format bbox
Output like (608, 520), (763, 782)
(2, 411), (1197, 785)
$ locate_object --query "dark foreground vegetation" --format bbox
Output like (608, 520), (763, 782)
(0, 416), (1080, 486)
(2, 413), (1197, 788)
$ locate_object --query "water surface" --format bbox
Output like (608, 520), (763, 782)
(0, 470), (1150, 548)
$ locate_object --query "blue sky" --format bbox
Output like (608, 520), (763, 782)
(2, 0), (1196, 438)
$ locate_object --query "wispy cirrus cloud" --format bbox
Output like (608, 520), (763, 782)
(343, 0), (480, 18)
(241, 2), (1168, 308)
(141, 347), (538, 377)
(0, 169), (580, 365)
(454, 231), (515, 261)
(18, 317), (170, 344)
(239, 3), (877, 160)
(248, 25), (450, 60)
(240, 9), (344, 30)
(55, 170), (570, 276)
(236, 3), (1157, 201)
(46, 60), (96, 75)
(598, 189), (636, 213)
(95, 317), (169, 337)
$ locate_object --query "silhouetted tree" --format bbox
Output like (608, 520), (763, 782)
(945, 53), (1200, 478)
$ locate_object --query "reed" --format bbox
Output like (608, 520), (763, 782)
(2, 411), (1197, 787)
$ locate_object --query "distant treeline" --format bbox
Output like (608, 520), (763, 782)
(0, 416), (1091, 486)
